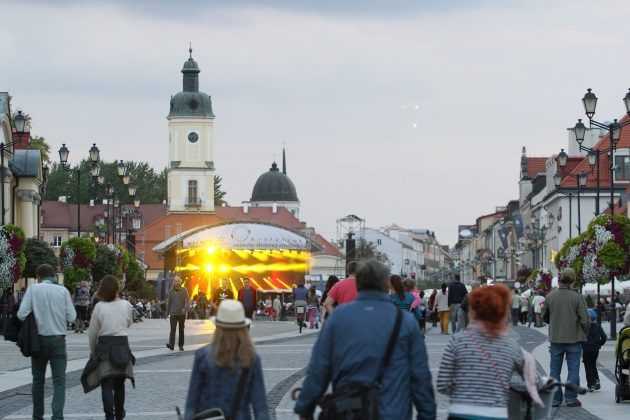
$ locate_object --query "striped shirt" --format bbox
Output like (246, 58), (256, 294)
(437, 328), (523, 419)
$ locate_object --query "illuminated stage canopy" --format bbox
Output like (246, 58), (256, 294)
(183, 223), (308, 250)
(153, 222), (317, 298)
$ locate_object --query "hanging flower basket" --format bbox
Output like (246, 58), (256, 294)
(0, 224), (26, 291)
(556, 214), (630, 285)
(60, 237), (96, 290)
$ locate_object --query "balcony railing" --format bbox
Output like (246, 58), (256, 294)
(185, 197), (202, 207)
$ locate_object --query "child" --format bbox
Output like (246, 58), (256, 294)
(583, 308), (607, 391)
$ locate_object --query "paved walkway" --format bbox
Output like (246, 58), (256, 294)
(1, 318), (627, 419)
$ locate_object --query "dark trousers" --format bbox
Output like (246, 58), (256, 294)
(512, 308), (520, 326)
(32, 336), (67, 420)
(244, 307), (255, 319)
(583, 350), (600, 387)
(101, 377), (126, 420)
(169, 314), (186, 347)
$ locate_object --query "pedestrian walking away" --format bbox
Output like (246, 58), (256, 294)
(447, 274), (467, 333)
(458, 281), (481, 330)
(323, 261), (358, 316)
(511, 289), (521, 327)
(185, 299), (269, 420)
(81, 275), (135, 420)
(582, 308), (607, 392)
(166, 276), (190, 351)
(438, 284), (542, 420)
(542, 268), (590, 407)
(294, 259), (436, 419)
(319, 275), (339, 323)
(436, 283), (450, 334)
(17, 264), (76, 420)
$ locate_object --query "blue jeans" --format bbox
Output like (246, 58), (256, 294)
(549, 342), (582, 405)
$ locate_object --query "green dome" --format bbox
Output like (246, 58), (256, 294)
(251, 163), (299, 202)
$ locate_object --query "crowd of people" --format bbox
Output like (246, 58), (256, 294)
(3, 260), (630, 419)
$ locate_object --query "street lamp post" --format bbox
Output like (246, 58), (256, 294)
(554, 159), (590, 234)
(58, 143), (100, 237)
(1, 111), (27, 225)
(525, 221), (547, 270)
(574, 88), (630, 339)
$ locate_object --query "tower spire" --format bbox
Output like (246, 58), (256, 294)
(189, 42), (193, 58)
(282, 142), (286, 175)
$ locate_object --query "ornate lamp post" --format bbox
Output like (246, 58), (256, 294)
(58, 143), (100, 237)
(1, 111), (27, 225)
(574, 88), (630, 338)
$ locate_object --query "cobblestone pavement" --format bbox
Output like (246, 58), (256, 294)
(0, 318), (617, 419)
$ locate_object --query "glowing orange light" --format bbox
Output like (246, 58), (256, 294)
(207, 246), (216, 254)
(219, 265), (229, 273)
(205, 264), (214, 273)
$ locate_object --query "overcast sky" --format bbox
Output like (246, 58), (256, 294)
(2, 0), (630, 246)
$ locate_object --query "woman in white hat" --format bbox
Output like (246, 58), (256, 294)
(184, 299), (269, 420)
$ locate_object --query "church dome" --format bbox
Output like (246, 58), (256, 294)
(251, 163), (299, 202)
(169, 48), (215, 118)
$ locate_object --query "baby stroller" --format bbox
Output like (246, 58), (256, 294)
(615, 325), (630, 403)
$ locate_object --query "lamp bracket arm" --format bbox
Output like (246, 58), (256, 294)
(588, 119), (609, 130)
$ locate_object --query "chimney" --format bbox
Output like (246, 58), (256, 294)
(90, 199), (95, 207)
(58, 196), (67, 203)
(272, 202), (277, 213)
(243, 201), (249, 214)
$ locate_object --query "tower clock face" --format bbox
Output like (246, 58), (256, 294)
(188, 132), (199, 143)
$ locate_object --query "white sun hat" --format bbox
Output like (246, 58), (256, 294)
(211, 299), (252, 329)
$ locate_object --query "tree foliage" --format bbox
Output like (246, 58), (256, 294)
(355, 238), (389, 263)
(214, 174), (227, 206)
(28, 136), (51, 164)
(92, 243), (121, 282)
(43, 160), (228, 208)
(24, 238), (58, 279)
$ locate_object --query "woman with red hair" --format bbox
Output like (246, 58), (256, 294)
(437, 284), (532, 420)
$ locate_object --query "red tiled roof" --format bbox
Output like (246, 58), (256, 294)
(137, 213), (226, 270)
(527, 157), (547, 178)
(310, 233), (343, 257)
(41, 201), (167, 231)
(560, 114), (630, 189)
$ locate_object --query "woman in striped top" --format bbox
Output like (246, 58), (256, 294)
(437, 284), (524, 420)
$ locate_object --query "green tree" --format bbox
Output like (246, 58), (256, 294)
(355, 238), (389, 263)
(23, 238), (58, 279)
(214, 174), (228, 206)
(28, 136), (51, 164)
(125, 257), (145, 292)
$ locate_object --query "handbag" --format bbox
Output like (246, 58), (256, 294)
(182, 367), (250, 420)
(317, 309), (403, 420)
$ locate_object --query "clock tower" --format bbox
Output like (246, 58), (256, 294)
(166, 48), (215, 213)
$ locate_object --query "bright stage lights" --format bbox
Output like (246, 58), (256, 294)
(207, 246), (216, 254)
(205, 264), (214, 273)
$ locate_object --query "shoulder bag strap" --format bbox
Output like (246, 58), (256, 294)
(375, 309), (403, 386)
(229, 367), (250, 419)
(466, 331), (509, 392)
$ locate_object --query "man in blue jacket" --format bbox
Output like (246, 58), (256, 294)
(294, 259), (436, 419)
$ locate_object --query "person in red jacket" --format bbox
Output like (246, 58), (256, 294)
(237, 278), (257, 320)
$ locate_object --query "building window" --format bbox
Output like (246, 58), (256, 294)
(132, 219), (141, 230)
(52, 236), (62, 247)
(614, 155), (630, 181)
(186, 179), (199, 206)
(377, 239), (382, 245)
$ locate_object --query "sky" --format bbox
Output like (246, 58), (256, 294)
(2, 0), (630, 246)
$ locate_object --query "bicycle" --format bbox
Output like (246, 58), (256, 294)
(508, 377), (587, 420)
(296, 305), (306, 333)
